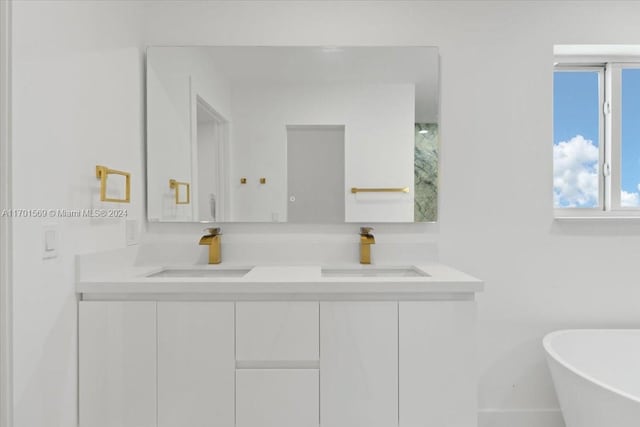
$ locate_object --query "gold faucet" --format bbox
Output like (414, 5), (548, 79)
(199, 227), (222, 264)
(359, 226), (375, 264)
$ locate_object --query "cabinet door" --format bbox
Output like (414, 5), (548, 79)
(320, 302), (398, 427)
(157, 302), (234, 427)
(79, 301), (156, 427)
(236, 369), (319, 427)
(399, 301), (476, 427)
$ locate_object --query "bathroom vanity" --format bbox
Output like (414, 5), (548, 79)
(77, 259), (482, 427)
(76, 45), (481, 427)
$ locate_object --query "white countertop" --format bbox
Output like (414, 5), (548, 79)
(77, 261), (484, 300)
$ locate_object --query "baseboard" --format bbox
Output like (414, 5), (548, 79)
(479, 409), (565, 427)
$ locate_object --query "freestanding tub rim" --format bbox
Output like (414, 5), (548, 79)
(543, 329), (640, 404)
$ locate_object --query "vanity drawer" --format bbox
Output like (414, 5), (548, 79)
(236, 369), (319, 427)
(236, 302), (319, 361)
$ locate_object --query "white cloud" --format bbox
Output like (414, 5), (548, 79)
(553, 135), (599, 207)
(620, 183), (640, 208)
(554, 135), (640, 208)
(621, 190), (640, 207)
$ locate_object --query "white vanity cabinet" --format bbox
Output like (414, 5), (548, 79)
(79, 296), (477, 427)
(79, 301), (235, 427)
(235, 302), (320, 427)
(157, 302), (235, 427)
(399, 301), (476, 427)
(320, 302), (399, 427)
(79, 302), (157, 427)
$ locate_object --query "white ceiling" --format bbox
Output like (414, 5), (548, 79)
(195, 46), (440, 123)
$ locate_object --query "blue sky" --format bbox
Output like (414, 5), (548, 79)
(622, 69), (640, 195)
(554, 69), (640, 207)
(554, 71), (599, 146)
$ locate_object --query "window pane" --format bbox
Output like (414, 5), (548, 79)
(621, 68), (640, 208)
(553, 71), (600, 208)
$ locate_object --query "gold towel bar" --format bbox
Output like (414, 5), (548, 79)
(169, 179), (190, 205)
(351, 187), (410, 194)
(95, 165), (131, 203)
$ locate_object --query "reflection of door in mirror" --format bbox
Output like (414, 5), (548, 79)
(193, 96), (228, 222)
(287, 125), (345, 223)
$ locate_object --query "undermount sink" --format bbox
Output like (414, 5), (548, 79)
(147, 267), (252, 278)
(321, 266), (429, 278)
(146, 265), (428, 279)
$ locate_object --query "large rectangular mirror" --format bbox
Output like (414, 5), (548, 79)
(146, 46), (439, 223)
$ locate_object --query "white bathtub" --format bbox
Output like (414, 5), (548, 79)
(543, 329), (640, 427)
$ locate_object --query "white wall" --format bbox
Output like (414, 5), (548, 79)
(0, 1), (12, 426)
(11, 2), (144, 426)
(231, 83), (414, 222)
(146, 47), (232, 221)
(141, 1), (640, 426)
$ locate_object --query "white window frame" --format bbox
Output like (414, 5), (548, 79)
(554, 60), (640, 219)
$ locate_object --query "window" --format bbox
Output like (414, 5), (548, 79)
(554, 61), (640, 217)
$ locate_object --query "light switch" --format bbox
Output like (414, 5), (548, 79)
(43, 225), (58, 259)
